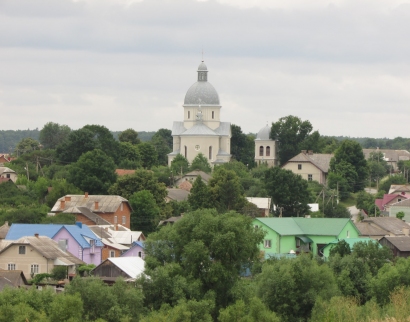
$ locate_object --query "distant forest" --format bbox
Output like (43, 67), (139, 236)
(1, 128), (409, 154)
(0, 129), (156, 153)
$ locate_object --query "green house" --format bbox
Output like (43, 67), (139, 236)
(252, 218), (361, 257)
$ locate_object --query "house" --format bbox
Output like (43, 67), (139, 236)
(0, 235), (84, 278)
(51, 193), (133, 229)
(92, 257), (145, 282)
(320, 237), (372, 259)
(6, 223), (104, 265)
(246, 197), (271, 217)
(175, 170), (212, 187)
(166, 188), (190, 202)
(0, 167), (17, 183)
(355, 217), (410, 240)
(379, 236), (410, 258)
(389, 184), (410, 194)
(253, 217), (360, 257)
(0, 222), (10, 239)
(158, 216), (183, 226)
(389, 199), (410, 222)
(88, 225), (145, 260)
(363, 149), (410, 172)
(121, 241), (145, 259)
(0, 154), (11, 165)
(281, 151), (333, 184)
(0, 269), (28, 291)
(375, 193), (408, 215)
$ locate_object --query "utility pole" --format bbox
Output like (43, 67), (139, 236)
(336, 181), (339, 204)
(25, 162), (29, 180)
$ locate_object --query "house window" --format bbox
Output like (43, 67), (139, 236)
(90, 240), (95, 254)
(296, 239), (301, 247)
(138, 251), (142, 258)
(31, 264), (39, 274)
(254, 225), (259, 229)
(266, 146), (271, 156)
(8, 263), (15, 270)
(209, 146), (212, 160)
(298, 164), (302, 170)
(398, 199), (402, 202)
(264, 240), (272, 248)
(122, 216), (126, 225)
(114, 216), (118, 224)
(347, 230), (350, 238)
(6, 174), (10, 178)
(19, 246), (26, 255)
(58, 239), (68, 252)
(308, 174), (312, 181)
(259, 146), (264, 156)
(212, 111), (214, 119)
(109, 251), (115, 258)
(188, 111), (190, 119)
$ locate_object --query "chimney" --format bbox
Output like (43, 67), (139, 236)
(404, 228), (409, 237)
(308, 150), (313, 155)
(85, 192), (89, 198)
(95, 201), (99, 210)
(65, 196), (71, 201)
(115, 224), (118, 231)
(60, 200), (65, 210)
(34, 233), (39, 238)
(301, 150), (307, 154)
(75, 222), (83, 229)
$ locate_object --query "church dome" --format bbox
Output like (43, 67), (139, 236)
(184, 61), (220, 105)
(256, 125), (271, 140)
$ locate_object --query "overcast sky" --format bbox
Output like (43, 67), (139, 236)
(1, 0), (410, 138)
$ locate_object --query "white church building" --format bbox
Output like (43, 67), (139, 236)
(168, 61), (231, 166)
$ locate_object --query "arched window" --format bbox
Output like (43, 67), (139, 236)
(184, 146), (187, 158)
(212, 111), (215, 119)
(259, 146), (264, 156)
(209, 146), (212, 160)
(266, 146), (271, 156)
(188, 111), (190, 119)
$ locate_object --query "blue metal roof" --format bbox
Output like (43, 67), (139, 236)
(6, 223), (103, 248)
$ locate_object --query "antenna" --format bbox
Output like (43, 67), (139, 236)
(202, 48), (204, 61)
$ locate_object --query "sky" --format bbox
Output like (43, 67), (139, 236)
(1, 0), (410, 138)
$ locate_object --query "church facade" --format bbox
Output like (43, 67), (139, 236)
(168, 62), (231, 166)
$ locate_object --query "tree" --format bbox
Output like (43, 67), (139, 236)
(352, 240), (393, 276)
(329, 140), (368, 192)
(356, 191), (375, 214)
(16, 137), (41, 155)
(219, 297), (280, 322)
(188, 176), (212, 210)
(151, 128), (172, 166)
(230, 124), (256, 168)
(119, 128), (141, 145)
(329, 240), (351, 258)
(82, 124), (119, 155)
(56, 128), (97, 163)
(379, 174), (407, 193)
(327, 172), (351, 201)
(396, 211), (405, 220)
(118, 141), (141, 169)
(137, 142), (158, 169)
(270, 115), (318, 165)
(256, 255), (339, 321)
(108, 169), (167, 206)
(190, 153), (212, 173)
(129, 190), (161, 234)
(46, 179), (83, 207)
(171, 154), (189, 175)
(143, 209), (265, 311)
(264, 167), (310, 217)
(39, 122), (71, 149)
(68, 149), (117, 194)
(208, 167), (247, 212)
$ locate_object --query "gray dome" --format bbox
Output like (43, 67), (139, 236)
(184, 82), (220, 105)
(198, 61), (207, 71)
(256, 125), (271, 140)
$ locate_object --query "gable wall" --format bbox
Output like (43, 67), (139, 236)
(121, 245), (145, 259)
(282, 162), (325, 184)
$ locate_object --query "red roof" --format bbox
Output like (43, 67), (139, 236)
(376, 194), (408, 211)
(115, 169), (136, 176)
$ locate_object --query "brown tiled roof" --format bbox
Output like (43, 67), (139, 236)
(360, 217), (410, 236)
(0, 270), (28, 287)
(166, 188), (190, 202)
(51, 194), (131, 213)
(283, 152), (333, 173)
(363, 149), (410, 163)
(355, 222), (389, 237)
(380, 236), (410, 252)
(178, 180), (192, 192)
(115, 169), (136, 176)
(184, 170), (212, 182)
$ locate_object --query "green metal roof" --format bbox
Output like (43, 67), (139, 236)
(255, 218), (359, 237)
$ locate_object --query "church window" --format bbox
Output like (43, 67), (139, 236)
(188, 111), (190, 119)
(259, 146), (264, 156)
(212, 111), (214, 119)
(209, 146), (212, 160)
(184, 146), (187, 158)
(266, 146), (271, 156)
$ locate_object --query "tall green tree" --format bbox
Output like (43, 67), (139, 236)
(188, 176), (212, 210)
(16, 137), (41, 156)
(39, 122), (71, 149)
(190, 153), (212, 173)
(270, 115), (319, 165)
(230, 124), (256, 168)
(68, 149), (117, 194)
(151, 128), (172, 166)
(119, 128), (141, 145)
(264, 167), (310, 217)
(208, 167), (246, 212)
(171, 154), (189, 175)
(129, 190), (161, 234)
(137, 142), (158, 169)
(330, 140), (368, 192)
(143, 209), (265, 311)
(56, 128), (97, 163)
(379, 174), (407, 193)
(118, 141), (141, 169)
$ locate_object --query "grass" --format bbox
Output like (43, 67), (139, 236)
(339, 193), (357, 208)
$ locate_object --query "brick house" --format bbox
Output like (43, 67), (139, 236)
(51, 193), (133, 229)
